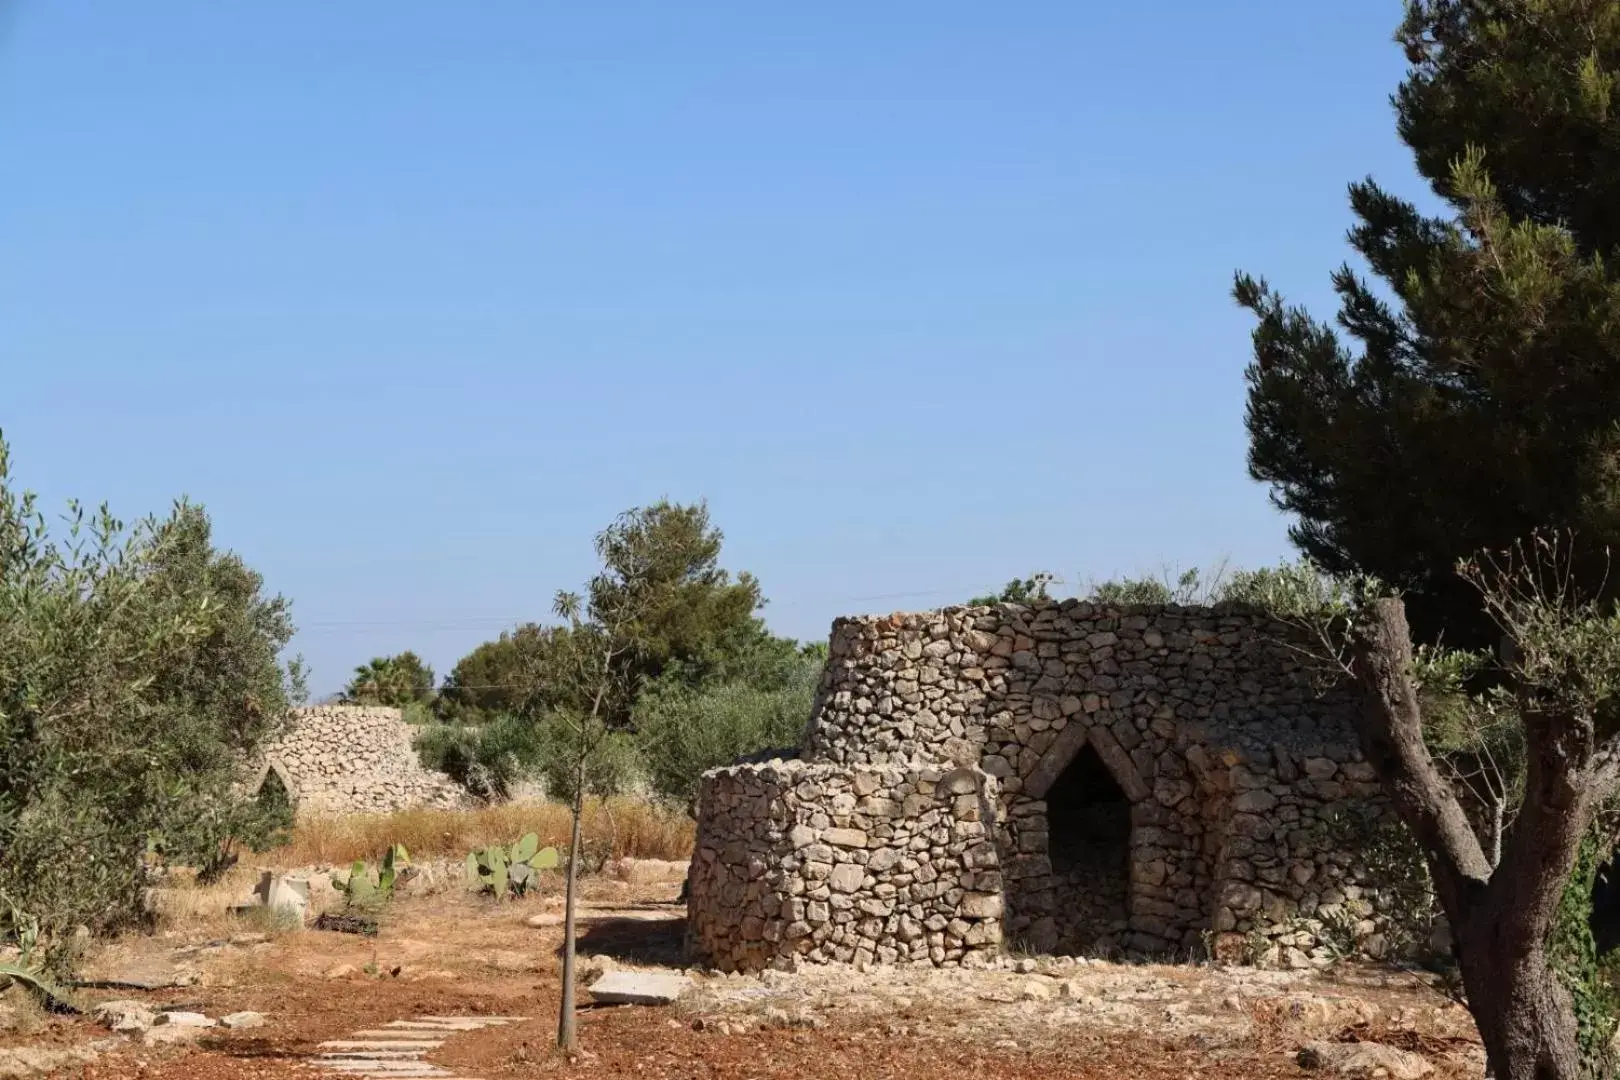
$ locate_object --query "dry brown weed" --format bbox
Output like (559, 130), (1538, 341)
(264, 798), (694, 868)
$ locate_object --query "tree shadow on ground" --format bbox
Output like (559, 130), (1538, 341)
(558, 909), (687, 968)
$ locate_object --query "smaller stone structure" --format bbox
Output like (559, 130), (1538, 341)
(686, 759), (1003, 972)
(249, 705), (466, 817)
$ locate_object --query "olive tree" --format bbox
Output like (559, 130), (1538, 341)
(1333, 535), (1620, 1079)
(0, 436), (302, 968)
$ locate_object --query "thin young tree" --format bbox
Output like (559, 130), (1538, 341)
(523, 512), (657, 1052)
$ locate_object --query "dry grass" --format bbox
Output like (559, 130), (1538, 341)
(145, 864), (280, 933)
(264, 798), (695, 868)
(0, 984), (48, 1036)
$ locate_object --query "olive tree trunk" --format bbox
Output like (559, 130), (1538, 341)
(1351, 599), (1614, 1080)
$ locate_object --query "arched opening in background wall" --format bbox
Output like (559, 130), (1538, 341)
(253, 758), (297, 818)
(1045, 741), (1131, 951)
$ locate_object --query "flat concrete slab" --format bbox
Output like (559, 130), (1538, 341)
(318, 1051), (427, 1060)
(308, 1013), (517, 1080)
(412, 1016), (522, 1025)
(587, 970), (692, 1005)
(317, 1067), (450, 1075)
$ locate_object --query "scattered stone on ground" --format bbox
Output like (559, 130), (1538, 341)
(220, 1010), (265, 1029)
(1297, 1040), (1435, 1078)
(589, 971), (693, 1006)
(90, 999), (155, 1033)
(0, 1045), (100, 1079)
(142, 1025), (204, 1048)
(13, 868), (1481, 1080)
(488, 951), (534, 972)
(608, 858), (689, 886)
(155, 1011), (215, 1028)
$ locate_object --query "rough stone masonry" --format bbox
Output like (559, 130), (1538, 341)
(246, 705), (466, 817)
(687, 599), (1400, 973)
(687, 760), (1004, 972)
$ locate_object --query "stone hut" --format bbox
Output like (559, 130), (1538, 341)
(687, 600), (1396, 973)
(246, 705), (467, 817)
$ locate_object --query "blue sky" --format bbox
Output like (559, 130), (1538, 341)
(0, 3), (1426, 695)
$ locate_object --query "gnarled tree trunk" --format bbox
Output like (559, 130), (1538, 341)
(1351, 598), (1613, 1080)
(1455, 936), (1581, 1080)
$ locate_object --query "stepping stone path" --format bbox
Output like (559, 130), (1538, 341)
(312, 1015), (526, 1079)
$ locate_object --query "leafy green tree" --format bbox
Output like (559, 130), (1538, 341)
(342, 651), (435, 708)
(1340, 538), (1620, 1080)
(0, 438), (302, 967)
(1236, 0), (1620, 647)
(587, 499), (766, 706)
(436, 624), (554, 723)
(437, 500), (763, 731)
(634, 649), (821, 811)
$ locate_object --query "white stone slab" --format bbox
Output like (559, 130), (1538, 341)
(587, 970), (692, 1005)
(315, 1063), (452, 1077)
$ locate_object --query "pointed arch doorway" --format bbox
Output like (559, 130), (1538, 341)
(1025, 722), (1147, 953)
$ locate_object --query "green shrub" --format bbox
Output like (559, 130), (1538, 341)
(532, 718), (640, 805)
(152, 779), (295, 885)
(400, 700), (437, 726)
(415, 713), (551, 800)
(415, 722), (484, 788)
(1552, 819), (1620, 1079)
(633, 656), (818, 810)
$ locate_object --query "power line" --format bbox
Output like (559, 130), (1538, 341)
(291, 582), (1025, 635)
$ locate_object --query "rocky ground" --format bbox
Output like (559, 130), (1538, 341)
(0, 859), (1483, 1079)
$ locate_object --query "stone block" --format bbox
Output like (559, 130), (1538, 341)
(588, 971), (692, 1006)
(828, 865), (867, 893)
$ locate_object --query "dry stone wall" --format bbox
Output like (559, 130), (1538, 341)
(253, 705), (467, 817)
(690, 599), (1406, 973)
(687, 760), (1003, 972)
(804, 601), (1394, 966)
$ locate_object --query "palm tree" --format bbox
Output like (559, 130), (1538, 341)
(341, 652), (435, 707)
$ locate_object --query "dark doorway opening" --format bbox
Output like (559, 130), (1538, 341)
(255, 765), (295, 824)
(1044, 740), (1131, 952)
(1047, 742), (1131, 875)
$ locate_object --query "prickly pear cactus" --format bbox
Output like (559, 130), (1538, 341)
(466, 835), (562, 899)
(332, 844), (411, 911)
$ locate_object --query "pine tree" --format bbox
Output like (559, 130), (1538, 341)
(1237, 0), (1620, 646)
